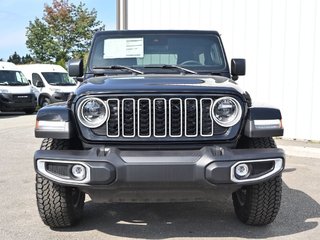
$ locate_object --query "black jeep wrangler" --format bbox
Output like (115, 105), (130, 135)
(34, 30), (284, 228)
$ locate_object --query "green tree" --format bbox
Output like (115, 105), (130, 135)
(8, 52), (22, 64)
(26, 0), (104, 64)
(21, 54), (34, 64)
(26, 18), (56, 62)
(7, 52), (34, 64)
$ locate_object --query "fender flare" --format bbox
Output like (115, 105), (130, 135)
(244, 106), (284, 138)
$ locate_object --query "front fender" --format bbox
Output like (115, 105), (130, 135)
(244, 106), (284, 138)
(35, 103), (75, 139)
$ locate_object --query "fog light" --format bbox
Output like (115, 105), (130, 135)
(71, 164), (86, 180)
(235, 163), (250, 178)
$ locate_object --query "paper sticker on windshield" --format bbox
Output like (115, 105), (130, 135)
(104, 38), (144, 59)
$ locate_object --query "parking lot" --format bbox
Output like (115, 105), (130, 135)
(0, 113), (319, 240)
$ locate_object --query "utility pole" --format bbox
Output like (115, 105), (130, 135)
(116, 0), (128, 30)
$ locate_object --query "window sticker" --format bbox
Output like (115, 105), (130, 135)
(104, 38), (144, 59)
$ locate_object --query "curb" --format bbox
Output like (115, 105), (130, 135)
(277, 144), (320, 159)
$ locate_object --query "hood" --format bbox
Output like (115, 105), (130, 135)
(0, 85), (33, 94)
(75, 74), (245, 96)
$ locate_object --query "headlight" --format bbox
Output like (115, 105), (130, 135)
(49, 88), (61, 93)
(211, 97), (242, 127)
(77, 98), (109, 128)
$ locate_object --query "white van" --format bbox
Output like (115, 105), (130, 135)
(0, 62), (36, 114)
(19, 64), (78, 107)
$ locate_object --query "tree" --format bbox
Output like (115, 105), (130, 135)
(8, 52), (21, 64)
(26, 0), (104, 64)
(21, 54), (34, 64)
(26, 18), (56, 62)
(7, 52), (34, 64)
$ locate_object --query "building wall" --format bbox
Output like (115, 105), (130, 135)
(126, 0), (320, 141)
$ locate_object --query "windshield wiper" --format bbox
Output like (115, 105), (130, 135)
(8, 82), (27, 86)
(56, 83), (76, 86)
(92, 65), (143, 75)
(0, 82), (8, 85)
(144, 64), (197, 74)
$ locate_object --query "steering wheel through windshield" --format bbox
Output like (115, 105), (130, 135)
(179, 60), (203, 66)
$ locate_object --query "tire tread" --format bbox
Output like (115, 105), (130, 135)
(233, 137), (282, 225)
(36, 138), (84, 228)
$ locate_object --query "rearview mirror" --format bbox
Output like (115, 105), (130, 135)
(68, 59), (83, 78)
(231, 58), (246, 80)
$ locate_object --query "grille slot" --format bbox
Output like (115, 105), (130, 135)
(169, 98), (183, 137)
(200, 98), (214, 136)
(185, 98), (198, 137)
(153, 98), (167, 137)
(122, 98), (135, 137)
(138, 98), (151, 137)
(106, 99), (120, 137)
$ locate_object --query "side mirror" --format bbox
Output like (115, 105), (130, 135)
(68, 59), (83, 78)
(231, 58), (246, 80)
(36, 80), (45, 88)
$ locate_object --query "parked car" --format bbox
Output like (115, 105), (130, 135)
(19, 64), (77, 107)
(0, 61), (36, 114)
(34, 30), (285, 228)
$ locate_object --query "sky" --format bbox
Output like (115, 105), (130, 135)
(0, 0), (116, 60)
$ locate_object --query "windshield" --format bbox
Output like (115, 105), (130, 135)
(41, 72), (76, 86)
(89, 33), (227, 74)
(0, 70), (30, 86)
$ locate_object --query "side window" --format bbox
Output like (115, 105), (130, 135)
(32, 73), (42, 86)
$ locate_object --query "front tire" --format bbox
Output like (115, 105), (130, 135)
(36, 139), (85, 228)
(232, 137), (282, 225)
(41, 97), (50, 108)
(24, 108), (36, 114)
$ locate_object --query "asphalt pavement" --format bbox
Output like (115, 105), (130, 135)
(0, 112), (319, 240)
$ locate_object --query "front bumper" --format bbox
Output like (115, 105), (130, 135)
(0, 93), (36, 111)
(34, 146), (285, 202)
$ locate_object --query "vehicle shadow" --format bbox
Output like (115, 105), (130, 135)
(57, 180), (320, 239)
(0, 112), (36, 118)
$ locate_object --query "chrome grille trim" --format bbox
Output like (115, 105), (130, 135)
(106, 99), (120, 137)
(104, 97), (221, 138)
(153, 98), (167, 137)
(122, 98), (135, 137)
(200, 98), (214, 137)
(169, 98), (183, 137)
(137, 98), (151, 137)
(185, 98), (198, 137)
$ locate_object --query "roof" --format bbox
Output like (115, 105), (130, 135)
(18, 64), (67, 73)
(94, 30), (220, 37)
(0, 61), (18, 71)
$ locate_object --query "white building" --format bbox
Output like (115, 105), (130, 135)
(117, 0), (320, 141)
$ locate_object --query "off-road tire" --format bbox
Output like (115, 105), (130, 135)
(24, 108), (36, 114)
(232, 137), (282, 225)
(41, 97), (50, 108)
(36, 139), (85, 228)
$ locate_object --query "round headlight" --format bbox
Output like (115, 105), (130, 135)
(211, 97), (242, 127)
(78, 98), (109, 128)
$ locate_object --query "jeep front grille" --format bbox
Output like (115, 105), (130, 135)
(94, 97), (228, 139)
